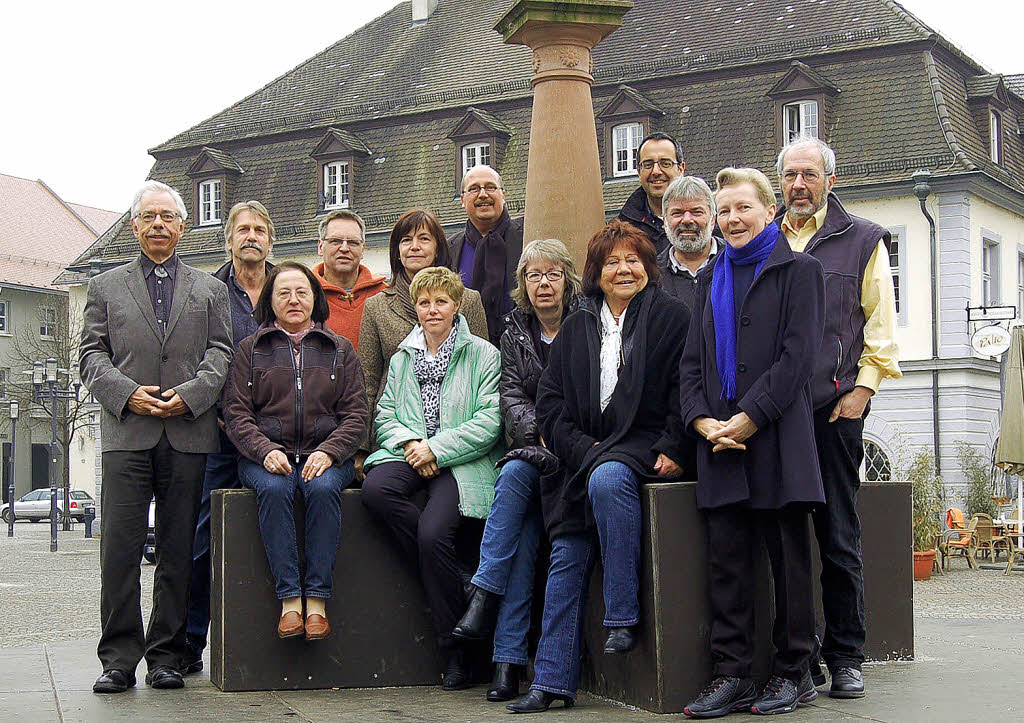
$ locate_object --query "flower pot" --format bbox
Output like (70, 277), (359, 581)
(913, 550), (936, 581)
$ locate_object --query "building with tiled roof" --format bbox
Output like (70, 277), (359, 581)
(0, 172), (118, 502)
(64, 0), (1024, 497)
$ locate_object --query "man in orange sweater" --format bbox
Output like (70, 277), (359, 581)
(313, 209), (385, 350)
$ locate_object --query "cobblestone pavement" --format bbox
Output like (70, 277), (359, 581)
(0, 523), (154, 647)
(913, 557), (1024, 619)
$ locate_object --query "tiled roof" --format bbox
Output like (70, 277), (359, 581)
(0, 173), (113, 290)
(67, 204), (121, 236)
(965, 74), (1003, 100)
(69, 0), (1024, 272)
(1008, 75), (1024, 101)
(153, 0), (929, 153)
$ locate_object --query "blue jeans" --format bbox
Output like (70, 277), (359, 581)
(530, 533), (595, 700)
(588, 461), (642, 627)
(185, 439), (241, 653)
(471, 459), (543, 665)
(238, 457), (354, 599)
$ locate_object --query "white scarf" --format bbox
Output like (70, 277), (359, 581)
(599, 301), (623, 412)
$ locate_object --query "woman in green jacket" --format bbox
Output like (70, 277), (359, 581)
(362, 266), (503, 691)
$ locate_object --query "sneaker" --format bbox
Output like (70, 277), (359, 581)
(684, 675), (757, 718)
(750, 674), (800, 715)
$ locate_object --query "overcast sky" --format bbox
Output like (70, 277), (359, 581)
(1, 0), (1019, 214)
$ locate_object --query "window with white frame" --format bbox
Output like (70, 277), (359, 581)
(323, 161), (351, 209)
(0, 300), (8, 333)
(462, 143), (491, 175)
(990, 110), (1002, 164)
(888, 227), (906, 324)
(783, 100), (819, 143)
(612, 122), (643, 177)
(198, 179), (222, 226)
(40, 306), (57, 339)
(862, 440), (892, 482)
(982, 235), (1000, 306)
(0, 368), (8, 399)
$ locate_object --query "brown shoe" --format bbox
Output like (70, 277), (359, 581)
(305, 613), (330, 640)
(277, 610), (304, 638)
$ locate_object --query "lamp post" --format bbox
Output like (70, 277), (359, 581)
(32, 358), (79, 552)
(4, 399), (18, 538)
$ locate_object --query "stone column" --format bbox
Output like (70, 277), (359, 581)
(495, 1), (633, 270)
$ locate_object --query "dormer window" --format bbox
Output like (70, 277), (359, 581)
(198, 179), (222, 226)
(612, 122), (643, 177)
(462, 142), (491, 173)
(784, 100), (819, 142)
(990, 110), (1002, 164)
(324, 161), (350, 209)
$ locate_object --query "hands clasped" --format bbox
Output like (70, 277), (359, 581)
(694, 412), (758, 453)
(128, 385), (187, 418)
(404, 439), (438, 478)
(263, 449), (334, 482)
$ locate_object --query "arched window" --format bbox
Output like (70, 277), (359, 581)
(863, 441), (892, 482)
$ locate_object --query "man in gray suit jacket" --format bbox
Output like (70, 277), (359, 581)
(80, 180), (232, 694)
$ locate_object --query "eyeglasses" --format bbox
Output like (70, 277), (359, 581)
(639, 159), (679, 171)
(323, 237), (364, 247)
(136, 211), (180, 224)
(462, 183), (502, 196)
(782, 169), (822, 183)
(524, 270), (564, 283)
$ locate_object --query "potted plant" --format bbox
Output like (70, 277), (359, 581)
(908, 450), (943, 580)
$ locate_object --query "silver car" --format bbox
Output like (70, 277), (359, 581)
(1, 489), (96, 523)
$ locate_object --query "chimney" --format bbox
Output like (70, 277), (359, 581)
(412, 0), (438, 25)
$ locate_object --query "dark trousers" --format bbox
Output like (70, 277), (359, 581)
(98, 433), (206, 672)
(185, 437), (240, 653)
(361, 461), (466, 648)
(705, 505), (815, 682)
(811, 408), (866, 671)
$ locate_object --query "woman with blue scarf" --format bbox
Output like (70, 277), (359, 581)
(678, 168), (826, 719)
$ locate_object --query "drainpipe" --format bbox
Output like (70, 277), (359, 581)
(913, 169), (941, 476)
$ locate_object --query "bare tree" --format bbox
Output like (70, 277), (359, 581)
(5, 295), (91, 524)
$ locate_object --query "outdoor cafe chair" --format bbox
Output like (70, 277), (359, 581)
(939, 516), (978, 570)
(972, 513), (1010, 561)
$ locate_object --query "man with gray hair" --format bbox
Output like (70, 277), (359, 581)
(182, 200), (276, 676)
(451, 164), (523, 345)
(775, 136), (901, 699)
(658, 175), (719, 311)
(81, 180), (232, 693)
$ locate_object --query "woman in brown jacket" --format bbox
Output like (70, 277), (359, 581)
(358, 210), (489, 450)
(223, 262), (369, 641)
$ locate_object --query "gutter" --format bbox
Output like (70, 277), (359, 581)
(912, 169), (942, 476)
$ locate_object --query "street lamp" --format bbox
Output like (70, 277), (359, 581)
(4, 399), (17, 538)
(32, 357), (80, 552)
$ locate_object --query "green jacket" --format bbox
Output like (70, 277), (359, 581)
(364, 315), (504, 518)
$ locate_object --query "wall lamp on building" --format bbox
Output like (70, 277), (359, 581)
(31, 358), (80, 552)
(2, 398), (18, 539)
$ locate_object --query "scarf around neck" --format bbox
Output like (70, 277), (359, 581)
(274, 320), (315, 364)
(389, 270), (417, 322)
(414, 324), (459, 438)
(468, 210), (511, 343)
(710, 222), (779, 401)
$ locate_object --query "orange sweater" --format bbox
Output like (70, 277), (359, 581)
(313, 263), (386, 351)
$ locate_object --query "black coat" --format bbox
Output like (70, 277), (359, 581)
(618, 186), (668, 254)
(536, 286), (695, 539)
(678, 239), (826, 510)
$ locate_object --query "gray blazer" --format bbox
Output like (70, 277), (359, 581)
(80, 256), (233, 453)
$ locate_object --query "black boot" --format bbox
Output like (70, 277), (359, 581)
(487, 663), (521, 702)
(442, 648), (472, 691)
(603, 625), (638, 654)
(507, 689), (574, 713)
(453, 585), (500, 640)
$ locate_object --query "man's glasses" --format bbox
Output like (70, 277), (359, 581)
(639, 159), (679, 171)
(462, 183), (502, 196)
(524, 270), (564, 283)
(135, 211), (179, 224)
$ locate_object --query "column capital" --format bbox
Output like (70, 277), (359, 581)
(494, 0), (633, 46)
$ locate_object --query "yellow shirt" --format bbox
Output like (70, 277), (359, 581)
(782, 205), (902, 393)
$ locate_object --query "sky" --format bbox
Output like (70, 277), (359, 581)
(1, 0), (1020, 215)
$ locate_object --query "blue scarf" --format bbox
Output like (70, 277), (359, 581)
(710, 222), (779, 401)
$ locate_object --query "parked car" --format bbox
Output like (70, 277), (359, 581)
(143, 498), (156, 564)
(1, 489), (96, 523)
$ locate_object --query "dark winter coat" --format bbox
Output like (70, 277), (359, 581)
(678, 238), (826, 510)
(536, 286), (694, 539)
(618, 186), (668, 254)
(223, 322), (369, 466)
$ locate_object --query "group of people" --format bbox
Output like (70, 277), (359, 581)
(80, 131), (900, 719)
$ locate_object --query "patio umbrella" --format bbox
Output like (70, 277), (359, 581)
(995, 325), (1024, 527)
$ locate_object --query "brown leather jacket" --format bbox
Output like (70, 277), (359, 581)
(223, 322), (369, 466)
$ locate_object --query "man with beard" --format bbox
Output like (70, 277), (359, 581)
(617, 132), (685, 254)
(313, 209), (386, 350)
(657, 175), (718, 311)
(451, 164), (523, 345)
(81, 180), (232, 693)
(182, 201), (275, 676)
(775, 136), (901, 700)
